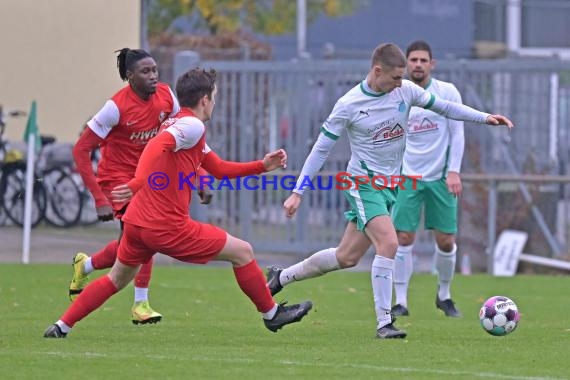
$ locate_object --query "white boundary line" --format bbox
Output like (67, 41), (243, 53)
(40, 352), (566, 380)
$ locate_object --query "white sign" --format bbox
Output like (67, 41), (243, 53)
(493, 230), (528, 277)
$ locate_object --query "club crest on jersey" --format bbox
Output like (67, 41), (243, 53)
(372, 123), (404, 146)
(159, 111), (167, 123)
(398, 101), (406, 112)
(409, 117), (438, 134)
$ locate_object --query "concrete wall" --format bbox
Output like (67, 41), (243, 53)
(0, 0), (140, 143)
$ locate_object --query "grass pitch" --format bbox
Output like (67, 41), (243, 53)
(0, 264), (568, 379)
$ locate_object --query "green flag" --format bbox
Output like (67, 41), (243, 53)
(23, 100), (40, 153)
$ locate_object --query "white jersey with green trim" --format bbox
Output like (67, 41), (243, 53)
(323, 79), (433, 180)
(293, 78), (489, 195)
(403, 78), (465, 181)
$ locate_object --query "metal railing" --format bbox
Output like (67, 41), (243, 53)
(177, 56), (570, 271)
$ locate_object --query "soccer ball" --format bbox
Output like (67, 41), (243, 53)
(479, 296), (520, 336)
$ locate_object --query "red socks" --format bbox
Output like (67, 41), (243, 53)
(91, 240), (119, 269)
(60, 260), (274, 327)
(233, 260), (275, 313)
(134, 258), (153, 288)
(61, 275), (118, 327)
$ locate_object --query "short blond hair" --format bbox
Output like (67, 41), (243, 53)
(371, 43), (406, 69)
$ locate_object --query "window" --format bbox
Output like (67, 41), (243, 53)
(474, 0), (570, 58)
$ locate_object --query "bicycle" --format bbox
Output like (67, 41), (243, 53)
(0, 105), (46, 227)
(39, 141), (84, 227)
(0, 106), (83, 228)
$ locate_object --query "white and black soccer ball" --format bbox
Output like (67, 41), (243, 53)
(479, 296), (520, 336)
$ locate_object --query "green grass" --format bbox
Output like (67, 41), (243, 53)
(0, 264), (568, 380)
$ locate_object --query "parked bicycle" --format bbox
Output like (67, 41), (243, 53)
(0, 105), (46, 227)
(40, 142), (84, 227)
(0, 106), (83, 228)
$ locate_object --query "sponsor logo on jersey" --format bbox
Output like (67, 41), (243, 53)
(126, 120), (139, 126)
(129, 126), (159, 142)
(372, 123), (404, 145)
(409, 117), (438, 134)
(366, 117), (395, 134)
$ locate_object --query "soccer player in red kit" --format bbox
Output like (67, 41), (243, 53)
(70, 48), (180, 324)
(43, 67), (313, 338)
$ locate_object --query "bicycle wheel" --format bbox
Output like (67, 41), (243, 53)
(0, 163), (46, 227)
(0, 194), (8, 226)
(43, 167), (83, 227)
(79, 190), (100, 226)
(68, 171), (100, 226)
(0, 171), (6, 226)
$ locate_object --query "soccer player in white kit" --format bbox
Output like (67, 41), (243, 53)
(391, 40), (464, 318)
(267, 43), (513, 339)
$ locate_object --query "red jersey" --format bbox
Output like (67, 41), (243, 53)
(86, 82), (179, 192)
(123, 108), (205, 229)
(122, 108), (265, 231)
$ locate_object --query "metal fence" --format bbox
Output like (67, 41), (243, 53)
(175, 56), (570, 270)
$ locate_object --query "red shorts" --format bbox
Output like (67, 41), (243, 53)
(117, 220), (228, 266)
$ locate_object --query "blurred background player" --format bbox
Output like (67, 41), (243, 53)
(70, 48), (180, 324)
(266, 43), (512, 339)
(391, 40), (464, 318)
(44, 67), (312, 338)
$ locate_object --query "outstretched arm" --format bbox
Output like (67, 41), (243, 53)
(283, 129), (339, 219)
(202, 148), (287, 178)
(284, 100), (348, 219)
(427, 97), (513, 129)
(292, 131), (337, 195)
(484, 114), (513, 128)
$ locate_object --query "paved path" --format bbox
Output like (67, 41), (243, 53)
(0, 223), (313, 268)
(1, 223), (118, 264)
(0, 223), (434, 272)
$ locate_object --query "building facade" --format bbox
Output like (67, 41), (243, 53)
(0, 0), (140, 143)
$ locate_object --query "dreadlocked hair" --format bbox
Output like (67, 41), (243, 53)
(115, 48), (152, 81)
